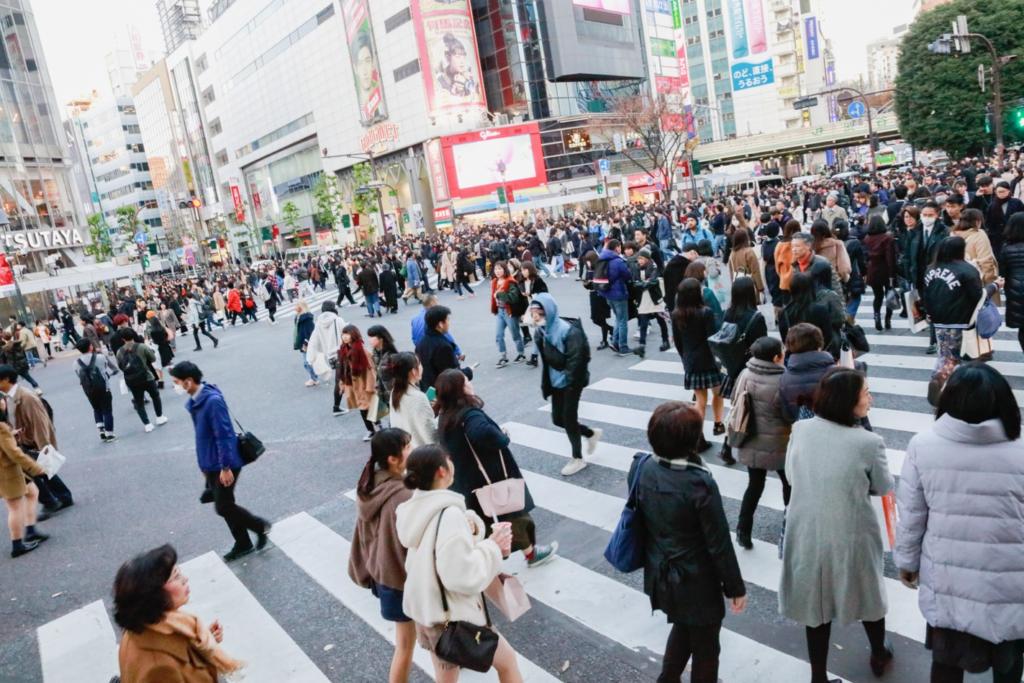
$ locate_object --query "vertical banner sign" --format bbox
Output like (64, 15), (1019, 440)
(727, 0), (748, 59)
(804, 16), (819, 59)
(424, 138), (450, 203)
(250, 184), (263, 218)
(230, 184), (244, 222)
(411, 0), (487, 121)
(744, 0), (766, 54)
(0, 252), (14, 295)
(670, 0), (695, 139)
(342, 0), (387, 125)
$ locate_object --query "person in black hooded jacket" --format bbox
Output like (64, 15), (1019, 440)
(1000, 213), (1024, 352)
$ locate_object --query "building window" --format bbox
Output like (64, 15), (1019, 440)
(201, 86), (216, 105)
(234, 112), (314, 158)
(209, 117), (223, 136)
(195, 54), (208, 74)
(385, 7), (411, 32)
(393, 59), (420, 82)
(215, 149), (229, 166)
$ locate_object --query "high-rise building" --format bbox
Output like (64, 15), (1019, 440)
(156, 0), (203, 54)
(867, 24), (908, 92)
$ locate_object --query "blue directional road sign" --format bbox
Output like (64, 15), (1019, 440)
(134, 231), (146, 245)
(847, 101), (866, 119)
(598, 158), (610, 175)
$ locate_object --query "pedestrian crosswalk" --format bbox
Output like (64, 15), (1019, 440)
(30, 292), (1021, 682)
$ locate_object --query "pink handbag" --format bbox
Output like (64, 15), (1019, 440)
(466, 435), (525, 518)
(484, 573), (531, 621)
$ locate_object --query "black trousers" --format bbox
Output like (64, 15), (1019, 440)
(550, 386), (594, 459)
(266, 305), (276, 322)
(86, 389), (114, 432)
(807, 620), (886, 683)
(128, 380), (162, 425)
(336, 284), (356, 305)
(659, 621), (721, 683)
(737, 467), (791, 534)
(205, 468), (266, 549)
(193, 322), (216, 349)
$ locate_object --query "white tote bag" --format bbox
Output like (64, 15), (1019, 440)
(36, 445), (66, 478)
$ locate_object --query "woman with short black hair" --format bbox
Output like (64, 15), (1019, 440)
(896, 363), (1024, 683)
(671, 278), (725, 445)
(630, 400), (746, 683)
(779, 367), (895, 683)
(115, 544), (242, 682)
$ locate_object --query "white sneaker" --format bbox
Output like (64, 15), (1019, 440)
(362, 432), (374, 442)
(586, 428), (603, 456)
(155, 415), (169, 426)
(560, 458), (587, 476)
(144, 423), (155, 433)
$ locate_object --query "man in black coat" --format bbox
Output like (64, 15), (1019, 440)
(415, 305), (467, 391)
(334, 262), (356, 306)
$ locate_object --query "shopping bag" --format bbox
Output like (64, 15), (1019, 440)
(904, 289), (929, 334)
(36, 445), (66, 478)
(119, 378), (129, 396)
(366, 394), (380, 423)
(838, 343), (855, 369)
(873, 492), (898, 552)
(484, 573), (531, 622)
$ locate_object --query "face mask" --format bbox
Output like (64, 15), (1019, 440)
(921, 217), (936, 229)
(173, 383), (187, 396)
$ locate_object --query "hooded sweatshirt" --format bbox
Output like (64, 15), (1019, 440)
(348, 470), (412, 591)
(304, 310), (346, 368)
(185, 383), (242, 473)
(531, 293), (571, 389)
(396, 489), (502, 628)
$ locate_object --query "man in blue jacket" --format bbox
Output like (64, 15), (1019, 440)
(655, 209), (675, 255)
(596, 239), (632, 355)
(170, 361), (270, 561)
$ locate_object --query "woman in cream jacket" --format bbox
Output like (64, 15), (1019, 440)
(396, 445), (522, 682)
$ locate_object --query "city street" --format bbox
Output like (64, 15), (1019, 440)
(1, 275), (1016, 682)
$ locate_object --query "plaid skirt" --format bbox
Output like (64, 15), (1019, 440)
(684, 369), (724, 391)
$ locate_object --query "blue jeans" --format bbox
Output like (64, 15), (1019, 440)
(845, 294), (862, 319)
(659, 238), (675, 256)
(495, 308), (524, 356)
(368, 290), (385, 317)
(301, 351), (318, 382)
(553, 254), (565, 273)
(608, 298), (629, 351)
(536, 257), (552, 277)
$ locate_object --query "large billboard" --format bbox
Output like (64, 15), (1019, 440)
(342, 0), (387, 125)
(440, 123), (546, 198)
(573, 0), (632, 13)
(411, 0), (487, 120)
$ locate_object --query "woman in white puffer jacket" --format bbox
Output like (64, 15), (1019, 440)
(396, 445), (523, 682)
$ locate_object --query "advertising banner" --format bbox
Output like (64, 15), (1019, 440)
(727, 0), (748, 59)
(670, 0), (695, 138)
(0, 252), (14, 295)
(655, 75), (682, 94)
(650, 38), (676, 59)
(342, 0), (387, 125)
(573, 0), (632, 13)
(411, 0), (487, 120)
(805, 16), (819, 59)
(731, 58), (774, 91)
(424, 138), (450, 203)
(230, 184), (244, 222)
(744, 0), (766, 54)
(440, 122), (546, 198)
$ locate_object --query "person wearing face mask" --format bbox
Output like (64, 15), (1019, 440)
(169, 361), (271, 562)
(902, 202), (948, 354)
(985, 181), (1024, 258)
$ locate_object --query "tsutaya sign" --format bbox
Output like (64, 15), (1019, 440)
(2, 227), (84, 252)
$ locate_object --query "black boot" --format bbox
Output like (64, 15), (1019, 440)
(719, 442), (737, 466)
(884, 309), (892, 330)
(735, 528), (753, 550)
(874, 312), (883, 331)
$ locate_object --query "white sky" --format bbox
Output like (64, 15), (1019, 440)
(33, 0), (169, 108)
(820, 0), (916, 83)
(31, 0), (913, 116)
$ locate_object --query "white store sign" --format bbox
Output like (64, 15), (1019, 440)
(2, 227), (85, 252)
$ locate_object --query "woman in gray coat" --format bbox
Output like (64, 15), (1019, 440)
(732, 336), (791, 550)
(779, 367), (895, 683)
(895, 363), (1024, 683)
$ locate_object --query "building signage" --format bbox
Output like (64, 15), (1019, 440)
(359, 121), (400, 155)
(2, 227), (84, 252)
(342, 0), (388, 126)
(647, 0), (672, 14)
(670, 0), (695, 138)
(562, 128), (592, 152)
(650, 38), (675, 59)
(0, 252), (14, 294)
(655, 75), (682, 94)
(230, 184), (245, 222)
(424, 138), (450, 203)
(744, 0), (766, 54)
(805, 16), (819, 60)
(727, 0), (748, 59)
(439, 122), (546, 198)
(250, 184), (263, 218)
(731, 58), (774, 91)
(411, 0), (487, 122)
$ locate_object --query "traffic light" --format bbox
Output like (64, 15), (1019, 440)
(141, 254), (150, 269)
(496, 186), (507, 205)
(1014, 105), (1024, 131)
(190, 197), (201, 208)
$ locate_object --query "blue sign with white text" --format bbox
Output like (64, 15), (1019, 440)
(847, 101), (866, 119)
(731, 59), (774, 91)
(805, 16), (819, 59)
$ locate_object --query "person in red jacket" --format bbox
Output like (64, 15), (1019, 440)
(225, 284), (243, 326)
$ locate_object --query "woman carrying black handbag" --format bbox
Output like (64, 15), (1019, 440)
(396, 445), (525, 681)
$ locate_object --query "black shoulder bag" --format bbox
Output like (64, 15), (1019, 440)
(432, 508), (499, 672)
(235, 418), (265, 465)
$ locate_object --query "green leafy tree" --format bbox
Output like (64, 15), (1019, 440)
(115, 205), (147, 256)
(351, 162), (379, 216)
(83, 213), (113, 262)
(312, 173), (345, 231)
(280, 201), (301, 232)
(894, 0), (1024, 157)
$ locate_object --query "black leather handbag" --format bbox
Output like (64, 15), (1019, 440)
(432, 508), (499, 672)
(234, 418), (265, 465)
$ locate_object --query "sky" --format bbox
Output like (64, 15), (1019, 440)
(32, 0), (168, 107)
(820, 0), (916, 83)
(30, 0), (913, 116)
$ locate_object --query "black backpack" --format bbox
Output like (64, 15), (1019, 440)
(592, 258), (612, 293)
(120, 347), (149, 387)
(77, 354), (107, 396)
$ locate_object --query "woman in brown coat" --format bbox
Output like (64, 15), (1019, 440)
(339, 324), (378, 441)
(116, 544), (243, 683)
(0, 413), (47, 558)
(728, 229), (764, 296)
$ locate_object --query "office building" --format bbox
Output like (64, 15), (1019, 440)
(156, 0), (203, 54)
